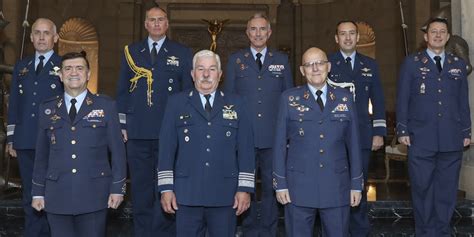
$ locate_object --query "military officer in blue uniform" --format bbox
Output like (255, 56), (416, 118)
(7, 18), (63, 237)
(116, 6), (193, 236)
(328, 20), (386, 237)
(31, 51), (127, 237)
(396, 18), (471, 237)
(158, 50), (255, 237)
(224, 13), (293, 237)
(273, 47), (363, 237)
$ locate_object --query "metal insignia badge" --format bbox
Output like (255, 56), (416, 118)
(342, 97), (348, 102)
(19, 89), (23, 94)
(226, 131), (231, 137)
(169, 78), (174, 83)
(329, 92), (335, 101)
(299, 128), (304, 136)
(240, 64), (245, 71)
(184, 128), (189, 134)
(236, 58), (241, 64)
(304, 91), (310, 100)
(50, 114), (61, 123)
(166, 56), (180, 66)
(222, 105), (237, 120)
(45, 109), (51, 115)
(421, 57), (428, 64)
(51, 84), (56, 89)
(51, 134), (56, 144)
(295, 96), (300, 101)
(289, 96), (294, 102)
(268, 52), (273, 57)
(184, 136), (190, 142)
(19, 67), (29, 76)
(420, 83), (426, 94)
(57, 98), (63, 108)
(86, 97), (93, 105)
(244, 52), (250, 57)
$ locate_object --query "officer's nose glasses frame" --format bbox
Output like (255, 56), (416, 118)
(302, 60), (328, 69)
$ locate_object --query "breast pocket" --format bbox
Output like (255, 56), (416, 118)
(81, 121), (107, 146)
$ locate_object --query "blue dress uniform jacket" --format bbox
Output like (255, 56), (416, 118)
(224, 48), (293, 148)
(7, 53), (63, 149)
(31, 92), (127, 215)
(329, 52), (386, 149)
(396, 51), (471, 152)
(116, 38), (193, 139)
(273, 85), (363, 208)
(157, 89), (255, 206)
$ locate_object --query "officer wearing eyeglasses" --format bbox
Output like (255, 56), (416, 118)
(273, 47), (363, 236)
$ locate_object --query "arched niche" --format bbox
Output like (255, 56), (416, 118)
(356, 21), (376, 59)
(58, 18), (99, 93)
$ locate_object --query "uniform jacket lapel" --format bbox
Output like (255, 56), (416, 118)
(323, 86), (338, 118)
(138, 39), (152, 67)
(261, 50), (274, 72)
(188, 89), (209, 120)
(210, 91), (224, 120)
(72, 91), (95, 124)
(243, 48), (259, 72)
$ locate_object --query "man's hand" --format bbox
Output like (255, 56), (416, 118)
(398, 136), (411, 146)
(464, 138), (471, 147)
(121, 129), (128, 143)
(371, 135), (384, 151)
(7, 143), (17, 158)
(350, 190), (362, 207)
(233, 192), (250, 216)
(108, 194), (124, 209)
(32, 198), (45, 211)
(161, 191), (178, 214)
(276, 190), (292, 205)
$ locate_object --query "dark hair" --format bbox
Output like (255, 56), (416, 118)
(426, 17), (449, 32)
(61, 51), (90, 69)
(336, 20), (358, 34)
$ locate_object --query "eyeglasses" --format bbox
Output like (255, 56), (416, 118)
(302, 60), (329, 68)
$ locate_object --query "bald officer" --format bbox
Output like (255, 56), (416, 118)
(31, 51), (127, 237)
(7, 18), (63, 237)
(224, 13), (293, 237)
(273, 47), (363, 237)
(396, 18), (470, 237)
(158, 50), (255, 237)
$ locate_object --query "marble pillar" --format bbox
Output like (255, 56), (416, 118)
(455, 0), (474, 200)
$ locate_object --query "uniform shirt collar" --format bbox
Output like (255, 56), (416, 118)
(340, 50), (356, 68)
(148, 36), (166, 53)
(426, 48), (445, 65)
(199, 91), (216, 108)
(250, 47), (267, 63)
(35, 50), (54, 68)
(307, 82), (328, 105)
(65, 90), (88, 112)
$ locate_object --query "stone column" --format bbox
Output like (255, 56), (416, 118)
(455, 0), (474, 199)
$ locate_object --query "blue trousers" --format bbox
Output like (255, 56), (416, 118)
(126, 139), (175, 237)
(47, 209), (107, 237)
(408, 145), (461, 237)
(241, 148), (278, 237)
(17, 149), (50, 237)
(284, 203), (349, 237)
(176, 205), (236, 237)
(349, 148), (371, 237)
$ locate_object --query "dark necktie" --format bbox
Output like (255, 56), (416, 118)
(434, 56), (442, 73)
(36, 55), (45, 75)
(345, 56), (352, 71)
(151, 42), (158, 65)
(316, 90), (324, 111)
(69, 98), (77, 121)
(256, 52), (263, 70)
(204, 94), (212, 117)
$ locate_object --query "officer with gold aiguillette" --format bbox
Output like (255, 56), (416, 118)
(116, 5), (193, 237)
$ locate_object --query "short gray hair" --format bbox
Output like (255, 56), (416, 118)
(247, 13), (271, 30)
(192, 50), (221, 71)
